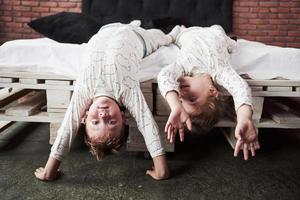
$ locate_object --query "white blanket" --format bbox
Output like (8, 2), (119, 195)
(0, 38), (299, 80)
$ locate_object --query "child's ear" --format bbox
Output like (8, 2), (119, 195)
(209, 85), (218, 97)
(81, 111), (89, 124)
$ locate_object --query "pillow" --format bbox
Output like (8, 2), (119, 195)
(28, 12), (102, 44)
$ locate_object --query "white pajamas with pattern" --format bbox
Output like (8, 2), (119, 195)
(50, 22), (172, 161)
(158, 25), (252, 111)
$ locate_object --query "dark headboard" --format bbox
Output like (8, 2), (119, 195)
(82, 0), (233, 33)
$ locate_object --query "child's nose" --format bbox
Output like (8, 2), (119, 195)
(99, 110), (109, 117)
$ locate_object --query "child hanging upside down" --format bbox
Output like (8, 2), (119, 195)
(34, 20), (173, 181)
(158, 25), (260, 160)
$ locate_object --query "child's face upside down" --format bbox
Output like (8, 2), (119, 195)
(179, 74), (218, 114)
(85, 96), (124, 144)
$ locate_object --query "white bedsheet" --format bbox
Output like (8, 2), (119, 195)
(231, 39), (300, 80)
(0, 38), (299, 80)
(0, 38), (179, 81)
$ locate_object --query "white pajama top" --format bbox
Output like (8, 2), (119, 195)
(50, 22), (172, 161)
(158, 25), (252, 111)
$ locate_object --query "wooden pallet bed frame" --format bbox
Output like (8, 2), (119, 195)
(1, 71), (300, 152)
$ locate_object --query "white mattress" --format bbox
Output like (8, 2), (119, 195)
(0, 38), (179, 82)
(0, 38), (299, 80)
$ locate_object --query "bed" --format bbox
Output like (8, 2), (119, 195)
(1, 0), (300, 152)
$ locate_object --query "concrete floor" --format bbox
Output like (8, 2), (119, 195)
(0, 122), (300, 200)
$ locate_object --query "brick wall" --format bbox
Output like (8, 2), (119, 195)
(0, 0), (299, 48)
(233, 0), (300, 48)
(0, 0), (81, 44)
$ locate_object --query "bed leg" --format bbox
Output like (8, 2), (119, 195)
(252, 97), (264, 122)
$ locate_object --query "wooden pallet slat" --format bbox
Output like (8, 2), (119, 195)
(5, 91), (46, 116)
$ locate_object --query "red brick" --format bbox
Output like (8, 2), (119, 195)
(256, 36), (274, 43)
(22, 1), (39, 7)
(234, 7), (249, 12)
(258, 13), (278, 19)
(50, 7), (67, 12)
(286, 43), (300, 48)
(289, 19), (300, 25)
(275, 36), (295, 42)
(278, 13), (295, 19)
(40, 2), (58, 7)
(67, 7), (81, 12)
(280, 2), (300, 7)
(0, 16), (12, 21)
(0, 5), (12, 11)
(32, 7), (49, 12)
(239, 13), (257, 18)
(13, 6), (31, 11)
(239, 24), (257, 30)
(239, 2), (258, 7)
(288, 31), (300, 37)
(247, 30), (268, 36)
(269, 19), (289, 25)
(269, 30), (288, 36)
(14, 16), (31, 23)
(58, 2), (77, 8)
(22, 11), (41, 18)
(249, 19), (269, 25)
(269, 42), (285, 47)
(270, 7), (290, 13)
(259, 2), (279, 7)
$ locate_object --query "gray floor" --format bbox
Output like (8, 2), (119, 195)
(0, 122), (300, 200)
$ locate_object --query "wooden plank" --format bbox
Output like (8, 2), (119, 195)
(0, 71), (74, 80)
(252, 91), (300, 97)
(5, 91), (46, 116)
(0, 112), (64, 122)
(0, 77), (18, 83)
(45, 80), (72, 86)
(19, 78), (44, 84)
(47, 108), (67, 113)
(0, 88), (30, 108)
(252, 97), (264, 122)
(246, 79), (300, 87)
(266, 86), (293, 92)
(0, 82), (74, 90)
(46, 90), (72, 109)
(0, 121), (13, 132)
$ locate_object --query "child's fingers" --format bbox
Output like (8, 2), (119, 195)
(167, 125), (172, 140)
(179, 127), (185, 142)
(185, 117), (192, 131)
(164, 121), (171, 133)
(243, 143), (249, 160)
(234, 139), (243, 157)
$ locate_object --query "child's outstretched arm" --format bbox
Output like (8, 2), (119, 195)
(34, 65), (94, 181)
(157, 62), (191, 143)
(234, 104), (260, 160)
(216, 61), (259, 160)
(123, 88), (169, 180)
(146, 155), (169, 180)
(164, 91), (192, 143)
(34, 157), (61, 181)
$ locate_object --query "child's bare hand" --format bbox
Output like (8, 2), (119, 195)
(234, 118), (260, 160)
(34, 167), (60, 181)
(165, 105), (192, 143)
(146, 166), (169, 180)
